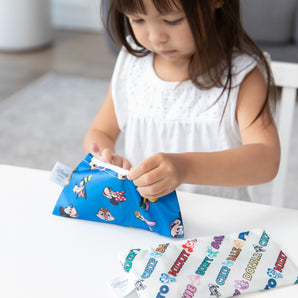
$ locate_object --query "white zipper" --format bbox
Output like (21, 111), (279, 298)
(90, 155), (129, 176)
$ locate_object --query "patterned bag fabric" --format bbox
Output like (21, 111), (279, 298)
(52, 153), (184, 238)
(117, 229), (298, 297)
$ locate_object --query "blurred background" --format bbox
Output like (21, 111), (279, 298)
(0, 0), (117, 170)
(0, 0), (297, 208)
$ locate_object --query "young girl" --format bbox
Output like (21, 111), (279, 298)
(84, 0), (280, 201)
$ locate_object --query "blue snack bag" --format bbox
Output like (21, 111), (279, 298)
(52, 153), (184, 238)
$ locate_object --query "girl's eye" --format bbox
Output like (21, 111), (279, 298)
(131, 18), (144, 24)
(164, 18), (184, 25)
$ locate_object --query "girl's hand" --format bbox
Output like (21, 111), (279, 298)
(90, 143), (131, 170)
(128, 153), (186, 199)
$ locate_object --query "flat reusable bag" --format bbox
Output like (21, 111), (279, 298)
(52, 153), (184, 238)
(114, 229), (298, 297)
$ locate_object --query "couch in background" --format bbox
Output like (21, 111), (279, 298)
(241, 0), (298, 63)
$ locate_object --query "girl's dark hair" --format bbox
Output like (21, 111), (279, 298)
(102, 0), (276, 124)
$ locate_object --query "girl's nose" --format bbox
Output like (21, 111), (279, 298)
(148, 26), (168, 45)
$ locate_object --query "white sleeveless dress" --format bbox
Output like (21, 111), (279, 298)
(111, 38), (259, 201)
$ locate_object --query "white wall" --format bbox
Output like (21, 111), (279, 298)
(51, 0), (103, 32)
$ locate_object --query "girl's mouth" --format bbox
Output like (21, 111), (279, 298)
(158, 50), (177, 56)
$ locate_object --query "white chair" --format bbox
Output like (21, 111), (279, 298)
(270, 61), (298, 206)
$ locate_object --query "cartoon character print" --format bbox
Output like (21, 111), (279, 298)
(235, 280), (249, 290)
(135, 279), (146, 291)
(207, 246), (219, 259)
(160, 273), (176, 284)
(134, 211), (156, 231)
(267, 268), (283, 279)
(117, 173), (127, 180)
(139, 197), (159, 211)
(59, 204), (79, 218)
(189, 274), (201, 287)
(170, 217), (184, 238)
(221, 260), (233, 268)
(96, 207), (115, 221)
(234, 239), (245, 249)
(208, 283), (221, 297)
(253, 244), (266, 252)
(73, 175), (92, 199)
(233, 289), (241, 296)
(151, 251), (162, 258)
(89, 158), (99, 170)
(182, 239), (197, 253)
(102, 187), (126, 206)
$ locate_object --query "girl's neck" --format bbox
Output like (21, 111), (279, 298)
(153, 53), (191, 82)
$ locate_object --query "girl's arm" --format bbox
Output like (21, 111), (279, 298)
(83, 81), (131, 169)
(128, 67), (281, 199)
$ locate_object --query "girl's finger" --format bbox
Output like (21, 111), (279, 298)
(111, 154), (124, 167)
(90, 143), (101, 158)
(122, 158), (132, 170)
(137, 179), (172, 199)
(132, 166), (163, 187)
(128, 155), (160, 180)
(90, 143), (99, 153)
(100, 148), (113, 164)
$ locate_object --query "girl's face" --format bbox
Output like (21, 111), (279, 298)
(125, 0), (195, 65)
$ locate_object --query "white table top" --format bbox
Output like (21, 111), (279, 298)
(1, 164), (298, 298)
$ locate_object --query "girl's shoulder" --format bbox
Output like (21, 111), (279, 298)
(230, 52), (266, 87)
(231, 53), (257, 74)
